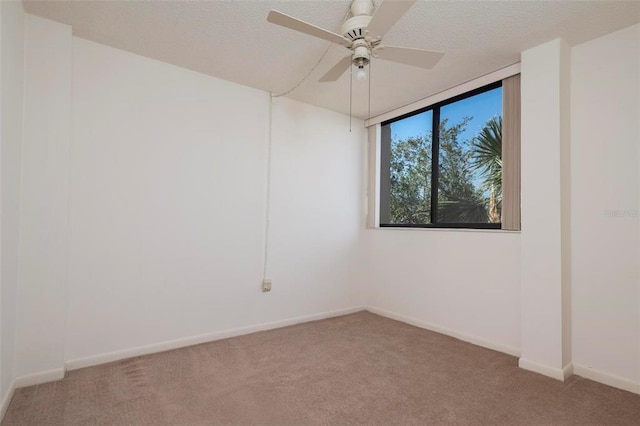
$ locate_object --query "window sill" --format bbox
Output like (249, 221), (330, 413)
(367, 226), (520, 234)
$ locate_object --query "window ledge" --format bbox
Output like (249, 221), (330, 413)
(367, 226), (520, 234)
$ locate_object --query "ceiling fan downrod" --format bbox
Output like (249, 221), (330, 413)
(341, 0), (374, 42)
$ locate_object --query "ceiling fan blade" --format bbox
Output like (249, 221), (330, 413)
(366, 0), (417, 39)
(267, 10), (352, 47)
(376, 45), (444, 69)
(319, 56), (352, 82)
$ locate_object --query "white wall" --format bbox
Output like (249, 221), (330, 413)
(0, 0), (25, 409)
(267, 96), (364, 320)
(14, 15), (71, 384)
(519, 39), (572, 379)
(365, 230), (521, 355)
(64, 37), (364, 367)
(571, 23), (640, 391)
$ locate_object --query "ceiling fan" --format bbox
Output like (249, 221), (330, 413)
(267, 0), (444, 82)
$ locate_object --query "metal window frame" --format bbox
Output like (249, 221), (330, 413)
(379, 81), (503, 229)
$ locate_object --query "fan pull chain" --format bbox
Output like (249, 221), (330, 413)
(349, 64), (353, 132)
(368, 61), (371, 120)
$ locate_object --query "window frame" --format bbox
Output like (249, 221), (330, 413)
(379, 81), (503, 230)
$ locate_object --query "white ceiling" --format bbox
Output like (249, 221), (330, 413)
(23, 0), (640, 119)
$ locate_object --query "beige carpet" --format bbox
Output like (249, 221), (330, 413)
(3, 311), (640, 425)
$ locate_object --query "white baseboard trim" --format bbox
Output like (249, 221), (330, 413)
(66, 305), (365, 372)
(14, 368), (65, 388)
(573, 363), (640, 395)
(0, 380), (16, 422)
(563, 362), (574, 380)
(518, 358), (573, 381)
(365, 306), (521, 357)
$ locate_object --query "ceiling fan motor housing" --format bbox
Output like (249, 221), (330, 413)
(341, 0), (374, 41)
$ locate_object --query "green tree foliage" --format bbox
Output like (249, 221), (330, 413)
(437, 118), (488, 223)
(470, 116), (503, 223)
(470, 116), (502, 198)
(389, 117), (503, 224)
(389, 134), (431, 224)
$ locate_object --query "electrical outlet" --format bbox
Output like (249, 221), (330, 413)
(262, 279), (272, 292)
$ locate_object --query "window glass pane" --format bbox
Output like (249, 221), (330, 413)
(383, 110), (433, 225)
(438, 87), (502, 224)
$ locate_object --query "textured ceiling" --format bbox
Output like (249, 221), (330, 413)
(23, 0), (640, 119)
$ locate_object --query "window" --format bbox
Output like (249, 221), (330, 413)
(379, 82), (507, 229)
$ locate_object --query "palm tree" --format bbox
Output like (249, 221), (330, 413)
(470, 117), (502, 223)
(438, 196), (489, 223)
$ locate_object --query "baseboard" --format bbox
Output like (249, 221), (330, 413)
(573, 363), (640, 395)
(562, 362), (574, 380)
(66, 305), (365, 371)
(518, 358), (573, 381)
(14, 368), (65, 388)
(365, 306), (521, 357)
(0, 380), (16, 422)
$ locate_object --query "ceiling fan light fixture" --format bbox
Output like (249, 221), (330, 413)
(353, 44), (370, 82)
(352, 44), (370, 65)
(356, 66), (367, 81)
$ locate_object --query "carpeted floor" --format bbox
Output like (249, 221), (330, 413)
(3, 311), (640, 425)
